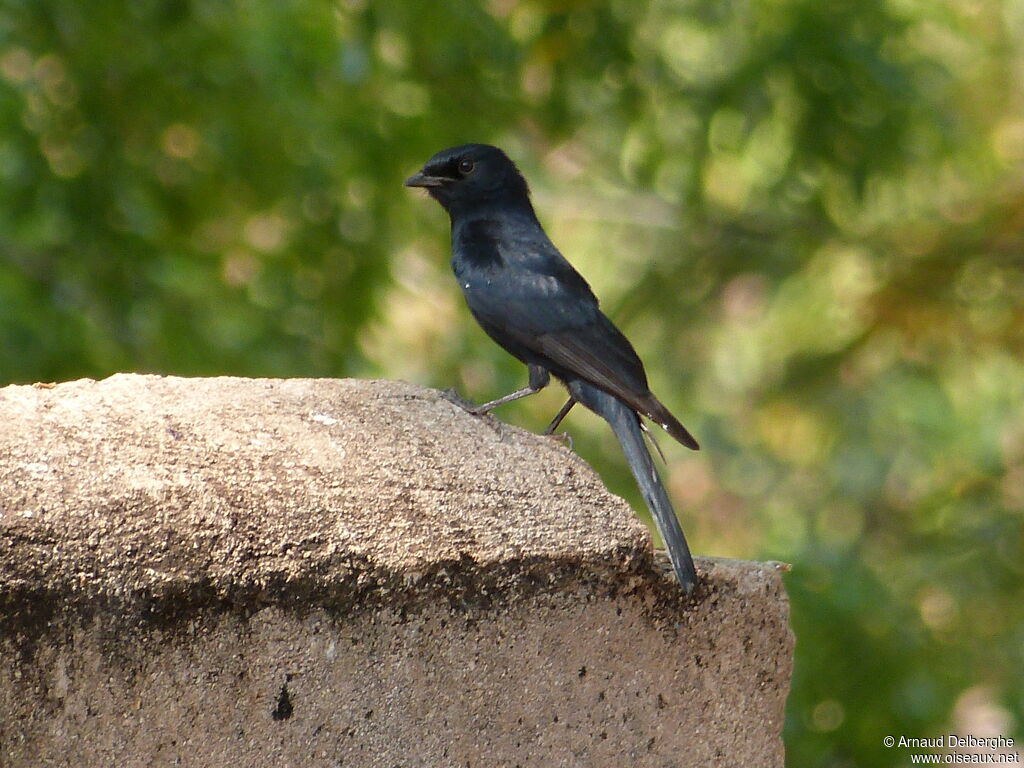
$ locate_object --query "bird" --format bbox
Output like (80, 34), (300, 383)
(405, 143), (700, 593)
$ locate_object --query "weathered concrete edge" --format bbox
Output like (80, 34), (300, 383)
(0, 373), (790, 637)
(0, 545), (785, 641)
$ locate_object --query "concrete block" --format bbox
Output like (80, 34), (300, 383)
(0, 375), (792, 767)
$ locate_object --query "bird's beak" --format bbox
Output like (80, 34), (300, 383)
(404, 171), (446, 188)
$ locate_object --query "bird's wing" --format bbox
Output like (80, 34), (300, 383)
(462, 231), (699, 449)
(532, 318), (700, 450)
(533, 314), (649, 402)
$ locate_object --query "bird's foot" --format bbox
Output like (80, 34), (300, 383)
(545, 431), (574, 450)
(440, 388), (478, 413)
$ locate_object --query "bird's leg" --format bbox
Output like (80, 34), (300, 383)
(543, 398), (576, 434)
(466, 386), (536, 414)
(460, 364), (550, 415)
(542, 397), (576, 449)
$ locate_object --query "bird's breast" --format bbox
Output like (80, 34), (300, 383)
(452, 218), (506, 271)
(458, 276), (495, 294)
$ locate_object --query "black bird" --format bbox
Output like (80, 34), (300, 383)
(405, 143), (700, 592)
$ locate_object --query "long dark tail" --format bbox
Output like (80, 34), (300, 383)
(568, 380), (698, 592)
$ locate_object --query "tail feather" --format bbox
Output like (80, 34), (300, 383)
(568, 380), (698, 592)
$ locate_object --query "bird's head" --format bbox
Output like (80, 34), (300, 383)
(404, 144), (532, 217)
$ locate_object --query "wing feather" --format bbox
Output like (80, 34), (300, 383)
(457, 220), (698, 449)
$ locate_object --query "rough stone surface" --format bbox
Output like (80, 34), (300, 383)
(0, 374), (792, 767)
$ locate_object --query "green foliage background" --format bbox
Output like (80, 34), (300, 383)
(2, 1), (1022, 764)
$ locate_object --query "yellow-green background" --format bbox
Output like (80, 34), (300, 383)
(2, 1), (1022, 764)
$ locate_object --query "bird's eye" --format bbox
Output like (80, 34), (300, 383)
(457, 158), (475, 175)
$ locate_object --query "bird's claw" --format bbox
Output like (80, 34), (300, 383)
(440, 388), (479, 413)
(545, 431), (574, 450)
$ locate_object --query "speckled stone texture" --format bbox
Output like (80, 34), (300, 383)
(0, 374), (792, 767)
